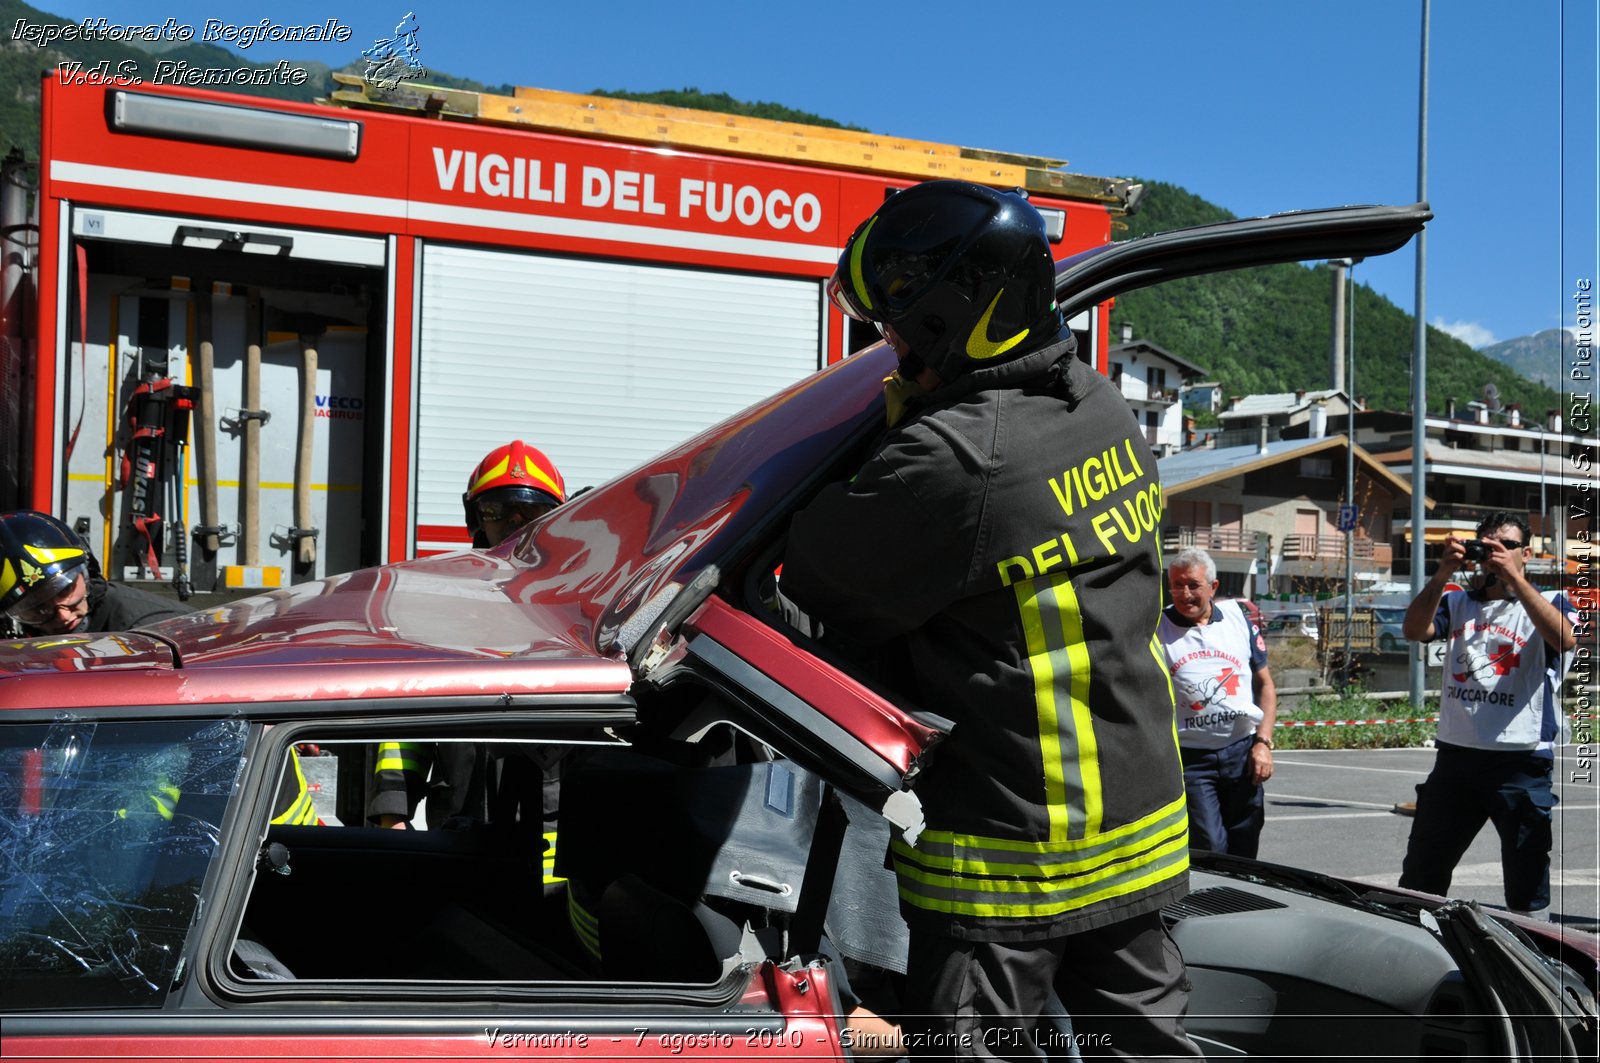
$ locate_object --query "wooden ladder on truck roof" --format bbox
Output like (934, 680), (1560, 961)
(325, 73), (1139, 212)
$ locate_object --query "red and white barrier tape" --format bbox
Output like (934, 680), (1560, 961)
(1278, 717), (1440, 728)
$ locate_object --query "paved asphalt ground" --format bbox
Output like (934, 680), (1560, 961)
(1255, 746), (1600, 930)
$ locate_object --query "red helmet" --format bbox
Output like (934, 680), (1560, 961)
(462, 441), (566, 546)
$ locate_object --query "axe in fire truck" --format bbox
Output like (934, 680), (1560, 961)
(261, 297), (363, 572)
(192, 284), (222, 559)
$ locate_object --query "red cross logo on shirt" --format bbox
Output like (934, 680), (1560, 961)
(1489, 642), (1520, 675)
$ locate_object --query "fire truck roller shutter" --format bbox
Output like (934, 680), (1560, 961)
(413, 245), (826, 556)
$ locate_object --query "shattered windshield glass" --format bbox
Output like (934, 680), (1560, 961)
(0, 718), (247, 1010)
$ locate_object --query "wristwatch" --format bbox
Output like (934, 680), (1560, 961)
(1252, 734), (1275, 750)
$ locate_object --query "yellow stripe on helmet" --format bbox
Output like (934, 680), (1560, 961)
(521, 454), (563, 499)
(848, 215), (878, 312)
(24, 543), (86, 567)
(469, 456), (512, 497)
(965, 289), (1029, 361)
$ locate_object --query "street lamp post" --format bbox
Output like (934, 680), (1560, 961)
(1330, 259), (1358, 691)
(1409, 0), (1432, 710)
(1538, 422), (1548, 551)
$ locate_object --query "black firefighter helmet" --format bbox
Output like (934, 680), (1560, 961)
(826, 180), (1064, 383)
(0, 510), (92, 621)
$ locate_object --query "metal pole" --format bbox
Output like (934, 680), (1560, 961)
(1409, 0), (1431, 709)
(1330, 263), (1347, 393)
(1343, 264), (1356, 691)
(1539, 425), (1547, 550)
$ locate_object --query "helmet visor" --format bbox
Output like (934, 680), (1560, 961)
(475, 486), (560, 525)
(8, 568), (86, 625)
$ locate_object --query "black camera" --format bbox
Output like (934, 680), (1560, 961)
(1461, 539), (1491, 562)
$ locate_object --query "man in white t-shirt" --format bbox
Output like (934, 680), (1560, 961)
(1159, 547), (1278, 857)
(1398, 511), (1577, 915)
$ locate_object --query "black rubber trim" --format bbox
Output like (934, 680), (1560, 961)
(685, 634), (904, 795)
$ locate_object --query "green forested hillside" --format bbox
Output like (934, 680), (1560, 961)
(1111, 181), (1560, 417)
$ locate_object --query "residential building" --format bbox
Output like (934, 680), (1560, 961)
(1158, 433), (1421, 600)
(1106, 327), (1207, 457)
(1282, 404), (1598, 581)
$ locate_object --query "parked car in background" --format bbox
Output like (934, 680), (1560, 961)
(1232, 598), (1264, 630)
(1374, 606), (1408, 652)
(6, 202), (1594, 1061)
(1260, 607), (1320, 639)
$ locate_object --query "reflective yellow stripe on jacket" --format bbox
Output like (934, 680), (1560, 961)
(270, 748), (319, 826)
(891, 796), (1190, 918)
(375, 741), (431, 776)
(893, 571), (1188, 918)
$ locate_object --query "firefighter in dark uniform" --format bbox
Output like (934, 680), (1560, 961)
(0, 510), (187, 635)
(0, 509), (318, 826)
(783, 181), (1200, 1059)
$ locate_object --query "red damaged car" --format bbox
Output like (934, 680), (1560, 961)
(3, 203), (1595, 1061)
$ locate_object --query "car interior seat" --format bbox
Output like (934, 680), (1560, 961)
(598, 873), (744, 983)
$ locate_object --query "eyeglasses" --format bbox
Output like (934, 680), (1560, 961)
(1483, 538), (1525, 551)
(13, 572), (88, 624)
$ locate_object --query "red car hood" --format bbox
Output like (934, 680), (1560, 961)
(0, 347), (894, 708)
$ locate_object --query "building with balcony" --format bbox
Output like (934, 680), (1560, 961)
(1107, 329), (1207, 457)
(1157, 433), (1422, 599)
(1281, 405), (1597, 581)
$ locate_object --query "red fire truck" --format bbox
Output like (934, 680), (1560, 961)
(0, 73), (1137, 596)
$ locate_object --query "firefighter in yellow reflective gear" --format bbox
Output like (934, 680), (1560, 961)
(121, 748), (317, 825)
(366, 740), (564, 885)
(785, 182), (1200, 1058)
(271, 747), (320, 826)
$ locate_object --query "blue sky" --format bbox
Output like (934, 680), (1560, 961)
(34, 0), (1600, 351)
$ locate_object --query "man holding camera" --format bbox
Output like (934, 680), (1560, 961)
(1398, 512), (1577, 916)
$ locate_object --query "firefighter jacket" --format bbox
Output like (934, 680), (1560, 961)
(84, 578), (188, 632)
(367, 742), (564, 882)
(784, 338), (1189, 940)
(127, 747), (316, 826)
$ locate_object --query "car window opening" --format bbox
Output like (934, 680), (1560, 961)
(226, 707), (874, 1000)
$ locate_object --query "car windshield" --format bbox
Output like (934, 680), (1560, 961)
(0, 718), (247, 1010)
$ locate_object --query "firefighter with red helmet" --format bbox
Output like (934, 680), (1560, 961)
(783, 181), (1200, 1057)
(370, 441), (569, 841)
(462, 440), (567, 548)
(0, 510), (186, 636)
